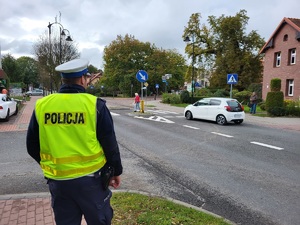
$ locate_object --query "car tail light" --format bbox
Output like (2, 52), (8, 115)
(224, 106), (231, 111)
(0, 106), (3, 110)
(237, 103), (244, 111)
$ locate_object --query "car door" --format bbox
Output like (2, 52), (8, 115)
(192, 99), (210, 119)
(207, 99), (222, 121)
(6, 96), (16, 116)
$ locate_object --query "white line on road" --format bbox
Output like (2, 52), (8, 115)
(211, 132), (233, 138)
(110, 112), (120, 116)
(183, 125), (200, 130)
(146, 109), (180, 114)
(251, 142), (284, 150)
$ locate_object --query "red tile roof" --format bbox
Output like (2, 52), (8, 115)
(0, 69), (8, 79)
(259, 17), (300, 54)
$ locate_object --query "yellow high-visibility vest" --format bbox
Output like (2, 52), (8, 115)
(35, 93), (106, 180)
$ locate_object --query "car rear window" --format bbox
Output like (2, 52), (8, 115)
(227, 100), (239, 107)
(226, 100), (243, 111)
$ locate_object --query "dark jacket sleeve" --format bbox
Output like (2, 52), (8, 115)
(96, 98), (123, 176)
(26, 110), (41, 164)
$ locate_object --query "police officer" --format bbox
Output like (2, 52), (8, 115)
(26, 58), (122, 225)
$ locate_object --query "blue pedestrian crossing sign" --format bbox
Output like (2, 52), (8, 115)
(227, 74), (238, 84)
(136, 70), (148, 82)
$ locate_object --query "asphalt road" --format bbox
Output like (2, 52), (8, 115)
(110, 107), (300, 225)
(1, 104), (299, 225)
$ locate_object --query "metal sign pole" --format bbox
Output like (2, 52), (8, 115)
(141, 82), (143, 99)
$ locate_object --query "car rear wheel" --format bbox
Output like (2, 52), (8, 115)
(216, 114), (227, 125)
(185, 111), (193, 120)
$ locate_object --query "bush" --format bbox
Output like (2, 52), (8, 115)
(284, 100), (300, 117)
(284, 106), (300, 117)
(162, 93), (181, 104)
(265, 91), (284, 116)
(180, 90), (190, 103)
(258, 102), (266, 111)
(270, 78), (281, 91)
(194, 88), (211, 97)
(212, 89), (229, 97)
(234, 90), (252, 104)
(267, 107), (286, 117)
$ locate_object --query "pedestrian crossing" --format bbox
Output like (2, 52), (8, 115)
(146, 109), (180, 115)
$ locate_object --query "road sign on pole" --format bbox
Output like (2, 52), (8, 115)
(136, 70), (148, 82)
(227, 73), (238, 98)
(227, 74), (238, 84)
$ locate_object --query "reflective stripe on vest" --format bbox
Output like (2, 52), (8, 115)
(35, 93), (106, 179)
(41, 159), (106, 177)
(40, 150), (105, 164)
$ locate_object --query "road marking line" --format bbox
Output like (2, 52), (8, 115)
(211, 132), (233, 138)
(135, 116), (175, 123)
(110, 112), (120, 116)
(183, 125), (200, 130)
(251, 142), (284, 150)
(146, 110), (179, 114)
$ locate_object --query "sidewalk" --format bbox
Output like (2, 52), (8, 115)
(0, 96), (299, 225)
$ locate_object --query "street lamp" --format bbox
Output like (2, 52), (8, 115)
(184, 35), (195, 103)
(60, 28), (72, 64)
(47, 21), (72, 93)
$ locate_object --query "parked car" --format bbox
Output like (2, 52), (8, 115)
(0, 94), (18, 121)
(26, 89), (43, 96)
(184, 97), (245, 125)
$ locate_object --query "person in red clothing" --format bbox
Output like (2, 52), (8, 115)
(134, 92), (140, 112)
(1, 88), (8, 94)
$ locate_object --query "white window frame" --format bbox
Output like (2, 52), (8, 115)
(288, 79), (294, 96)
(276, 52), (281, 67)
(290, 49), (296, 65)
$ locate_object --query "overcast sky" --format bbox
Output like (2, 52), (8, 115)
(0, 0), (298, 69)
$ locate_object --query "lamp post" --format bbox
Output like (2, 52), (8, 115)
(60, 28), (72, 64)
(184, 35), (195, 103)
(47, 21), (72, 93)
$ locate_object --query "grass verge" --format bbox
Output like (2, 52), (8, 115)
(111, 192), (231, 225)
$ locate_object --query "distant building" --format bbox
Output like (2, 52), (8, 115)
(260, 17), (300, 101)
(88, 70), (103, 86)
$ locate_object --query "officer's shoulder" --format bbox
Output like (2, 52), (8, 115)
(96, 97), (106, 103)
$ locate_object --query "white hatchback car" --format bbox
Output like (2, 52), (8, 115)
(0, 94), (18, 121)
(184, 97), (245, 125)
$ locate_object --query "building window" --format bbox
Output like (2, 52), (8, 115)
(289, 48), (296, 65)
(287, 79), (294, 96)
(275, 52), (281, 67)
(283, 34), (288, 41)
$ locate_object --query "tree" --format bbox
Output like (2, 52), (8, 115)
(88, 64), (99, 73)
(1, 54), (18, 82)
(16, 57), (39, 90)
(103, 34), (186, 96)
(33, 32), (80, 92)
(183, 10), (265, 91)
(183, 13), (215, 87)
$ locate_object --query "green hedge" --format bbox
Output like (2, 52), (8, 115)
(265, 91), (284, 116)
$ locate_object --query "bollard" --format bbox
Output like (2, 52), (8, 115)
(140, 100), (144, 113)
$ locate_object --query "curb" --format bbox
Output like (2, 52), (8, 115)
(0, 190), (236, 225)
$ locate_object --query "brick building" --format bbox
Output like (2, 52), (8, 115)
(260, 17), (300, 101)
